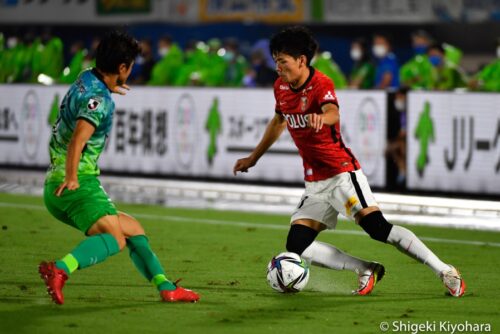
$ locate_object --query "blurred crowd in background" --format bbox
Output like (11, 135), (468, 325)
(0, 28), (499, 92)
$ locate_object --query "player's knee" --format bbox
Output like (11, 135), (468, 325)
(286, 224), (319, 255)
(117, 237), (127, 251)
(358, 211), (393, 243)
(110, 233), (127, 251)
(118, 212), (145, 237)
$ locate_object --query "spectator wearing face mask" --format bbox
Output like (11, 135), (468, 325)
(31, 28), (64, 83)
(470, 38), (500, 92)
(400, 30), (434, 89)
(427, 43), (467, 90)
(348, 38), (375, 89)
(59, 41), (88, 84)
(386, 88), (408, 188)
(0, 34), (21, 83)
(243, 49), (277, 87)
(130, 38), (155, 84)
(372, 32), (400, 89)
(148, 35), (183, 86)
(204, 38), (227, 86)
(222, 38), (247, 87)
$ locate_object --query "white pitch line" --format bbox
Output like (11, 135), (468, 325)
(1, 201), (500, 248)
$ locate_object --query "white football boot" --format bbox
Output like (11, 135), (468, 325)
(354, 262), (385, 296)
(440, 265), (466, 297)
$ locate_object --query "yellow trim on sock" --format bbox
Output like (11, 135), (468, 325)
(151, 274), (167, 287)
(62, 254), (79, 273)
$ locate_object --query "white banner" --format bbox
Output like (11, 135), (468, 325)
(407, 91), (500, 194)
(0, 85), (386, 186)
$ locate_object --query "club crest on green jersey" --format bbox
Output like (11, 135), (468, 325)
(87, 98), (101, 111)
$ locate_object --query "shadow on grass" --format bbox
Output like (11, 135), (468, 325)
(1, 280), (147, 289)
(0, 297), (161, 333)
(203, 292), (446, 325)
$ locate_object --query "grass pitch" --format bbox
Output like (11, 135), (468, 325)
(0, 192), (499, 334)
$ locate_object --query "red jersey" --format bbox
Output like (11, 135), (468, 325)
(274, 68), (360, 182)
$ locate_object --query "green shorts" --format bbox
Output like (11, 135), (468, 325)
(44, 176), (118, 234)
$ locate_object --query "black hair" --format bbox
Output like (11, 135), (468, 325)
(269, 26), (318, 66)
(396, 86), (410, 95)
(95, 30), (140, 74)
(427, 42), (445, 54)
(159, 34), (173, 44)
(412, 29), (432, 41)
(373, 31), (393, 46)
(352, 37), (371, 62)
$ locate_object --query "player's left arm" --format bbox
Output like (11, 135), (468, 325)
(377, 72), (393, 89)
(308, 103), (340, 133)
(55, 119), (95, 196)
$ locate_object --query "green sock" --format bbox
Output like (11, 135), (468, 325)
(55, 234), (120, 275)
(127, 235), (176, 291)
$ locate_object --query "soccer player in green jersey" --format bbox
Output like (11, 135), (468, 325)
(39, 31), (200, 304)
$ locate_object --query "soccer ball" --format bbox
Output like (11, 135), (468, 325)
(266, 252), (310, 293)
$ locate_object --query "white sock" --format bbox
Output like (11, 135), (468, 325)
(387, 225), (449, 275)
(301, 241), (372, 274)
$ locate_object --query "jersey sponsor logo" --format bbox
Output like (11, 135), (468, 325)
(76, 78), (86, 93)
(279, 85), (289, 90)
(323, 91), (335, 100)
(284, 113), (309, 129)
(344, 196), (359, 216)
(87, 98), (101, 111)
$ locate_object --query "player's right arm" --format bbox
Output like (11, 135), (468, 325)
(233, 113), (287, 175)
(55, 119), (95, 196)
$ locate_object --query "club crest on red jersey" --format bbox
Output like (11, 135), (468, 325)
(301, 96), (308, 111)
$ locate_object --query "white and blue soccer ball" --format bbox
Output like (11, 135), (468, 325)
(266, 252), (310, 293)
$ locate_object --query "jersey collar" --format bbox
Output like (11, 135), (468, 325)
(91, 68), (112, 93)
(290, 66), (315, 93)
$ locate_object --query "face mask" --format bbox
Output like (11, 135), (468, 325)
(413, 45), (427, 55)
(395, 99), (405, 112)
(350, 48), (362, 61)
(135, 55), (145, 65)
(224, 51), (235, 61)
(82, 59), (92, 69)
(158, 47), (169, 58)
(497, 47), (500, 58)
(7, 37), (17, 49)
(373, 45), (387, 58)
(429, 55), (442, 67)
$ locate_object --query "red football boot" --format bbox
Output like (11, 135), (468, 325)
(160, 279), (200, 303)
(38, 261), (68, 305)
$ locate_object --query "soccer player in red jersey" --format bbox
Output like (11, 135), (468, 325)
(233, 26), (465, 297)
